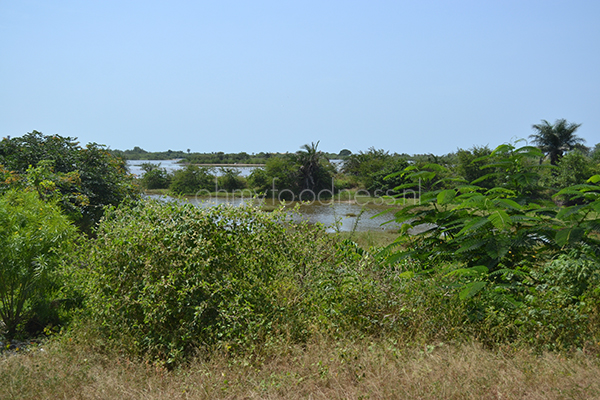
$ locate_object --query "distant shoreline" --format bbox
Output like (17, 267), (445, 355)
(187, 163), (265, 167)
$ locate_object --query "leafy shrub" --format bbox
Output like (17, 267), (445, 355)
(0, 189), (76, 339)
(342, 148), (395, 190)
(475, 247), (600, 350)
(367, 158), (409, 195)
(73, 200), (386, 366)
(263, 156), (298, 198)
(139, 163), (171, 189)
(0, 131), (139, 233)
(216, 167), (246, 191)
(383, 142), (600, 350)
(247, 167), (269, 192)
(169, 164), (214, 195)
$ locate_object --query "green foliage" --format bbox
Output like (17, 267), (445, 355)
(455, 146), (493, 187)
(216, 167), (246, 192)
(542, 150), (599, 203)
(256, 144), (336, 199)
(247, 167), (269, 192)
(112, 147), (190, 161)
(383, 140), (600, 349)
(386, 143), (600, 271)
(0, 189), (76, 340)
(72, 200), (387, 366)
(530, 119), (585, 165)
(472, 142), (546, 199)
(0, 131), (139, 233)
(342, 148), (395, 190)
(367, 158), (409, 195)
(478, 247), (600, 350)
(169, 164), (214, 195)
(183, 151), (266, 164)
(263, 155), (298, 199)
(292, 141), (335, 193)
(591, 143), (600, 164)
(139, 163), (171, 190)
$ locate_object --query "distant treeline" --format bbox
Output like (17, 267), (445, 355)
(111, 146), (350, 164)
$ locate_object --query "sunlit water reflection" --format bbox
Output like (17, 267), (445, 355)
(148, 195), (402, 232)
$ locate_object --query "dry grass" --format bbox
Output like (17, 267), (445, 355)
(2, 335), (600, 400)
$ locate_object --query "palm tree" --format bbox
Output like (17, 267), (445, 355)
(293, 141), (332, 192)
(529, 119), (584, 165)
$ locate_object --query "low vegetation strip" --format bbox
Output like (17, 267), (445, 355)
(2, 337), (599, 400)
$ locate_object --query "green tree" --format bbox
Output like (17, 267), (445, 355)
(544, 150), (599, 205)
(292, 141), (334, 193)
(367, 158), (409, 195)
(530, 119), (585, 165)
(0, 131), (139, 233)
(247, 167), (270, 193)
(217, 167), (246, 191)
(169, 164), (214, 195)
(139, 163), (171, 189)
(342, 148), (394, 190)
(455, 145), (493, 187)
(264, 156), (297, 199)
(386, 142), (600, 302)
(0, 189), (76, 340)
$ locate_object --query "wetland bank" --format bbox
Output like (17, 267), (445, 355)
(2, 131), (600, 399)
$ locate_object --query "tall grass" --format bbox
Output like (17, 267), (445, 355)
(2, 333), (599, 400)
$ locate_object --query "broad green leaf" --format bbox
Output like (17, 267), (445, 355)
(471, 173), (497, 185)
(457, 216), (489, 235)
(459, 281), (487, 300)
(587, 175), (600, 184)
(495, 198), (523, 210)
(485, 187), (516, 197)
(456, 185), (482, 193)
(557, 184), (600, 195)
(385, 171), (403, 179)
(399, 223), (413, 234)
(489, 143), (513, 156)
(556, 205), (586, 220)
(422, 163), (448, 172)
(407, 171), (436, 181)
(555, 227), (584, 247)
(437, 189), (456, 205)
(420, 191), (439, 203)
(488, 210), (511, 230)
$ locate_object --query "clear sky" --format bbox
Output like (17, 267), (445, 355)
(1, 0), (599, 155)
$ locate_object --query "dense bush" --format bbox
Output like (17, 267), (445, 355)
(0, 131), (139, 233)
(216, 167), (246, 191)
(0, 189), (76, 339)
(169, 164), (214, 195)
(139, 163), (171, 189)
(246, 167), (270, 193)
(342, 148), (395, 190)
(383, 142), (600, 349)
(366, 158), (409, 195)
(72, 200), (388, 366)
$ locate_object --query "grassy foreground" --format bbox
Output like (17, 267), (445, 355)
(2, 334), (599, 400)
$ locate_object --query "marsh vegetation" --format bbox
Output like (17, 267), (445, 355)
(2, 125), (600, 398)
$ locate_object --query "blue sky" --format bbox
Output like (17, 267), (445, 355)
(1, 0), (599, 155)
